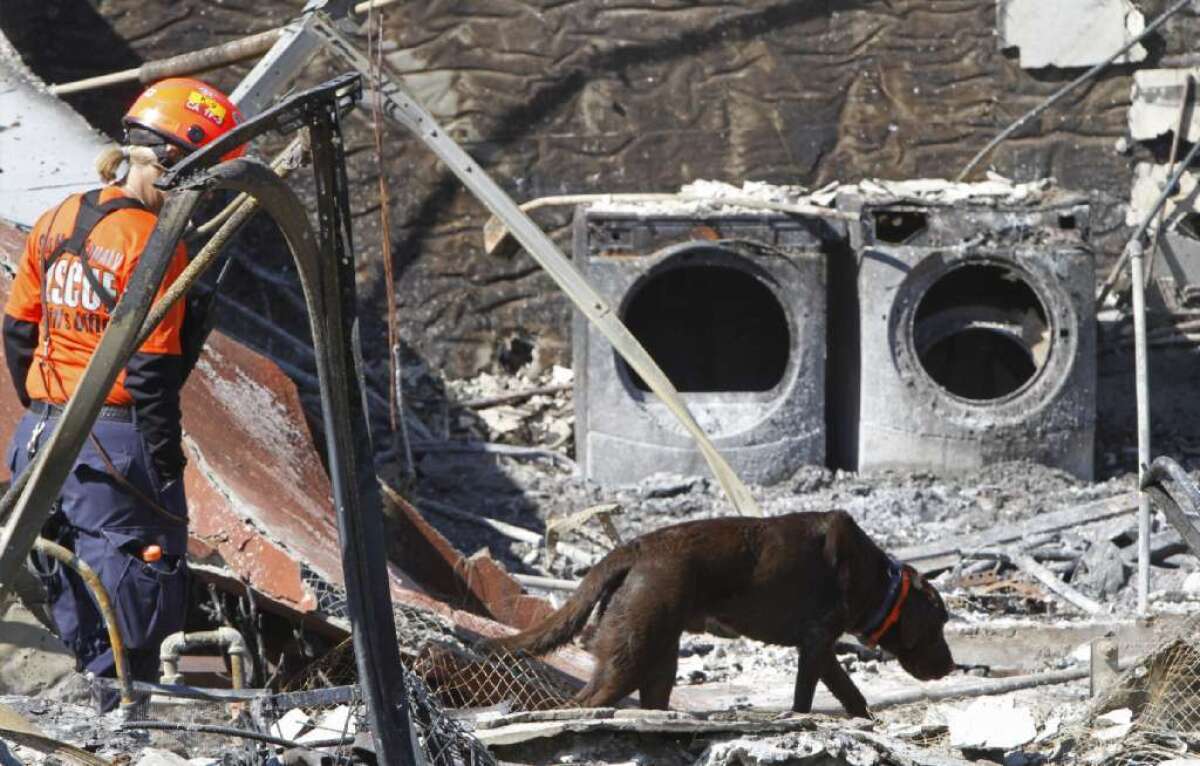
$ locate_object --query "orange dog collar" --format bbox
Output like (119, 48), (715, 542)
(862, 567), (912, 649)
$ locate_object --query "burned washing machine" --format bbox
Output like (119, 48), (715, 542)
(836, 188), (1096, 479)
(572, 205), (844, 487)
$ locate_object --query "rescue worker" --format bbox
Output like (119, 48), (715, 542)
(2, 78), (244, 711)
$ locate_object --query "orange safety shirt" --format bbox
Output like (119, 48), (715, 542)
(3, 187), (188, 406)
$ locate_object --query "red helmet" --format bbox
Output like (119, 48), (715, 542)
(123, 77), (245, 161)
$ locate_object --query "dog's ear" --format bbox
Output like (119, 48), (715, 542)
(906, 567), (949, 622)
(823, 511), (855, 599)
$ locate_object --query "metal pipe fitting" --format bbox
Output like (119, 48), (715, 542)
(31, 537), (134, 708)
(159, 627), (250, 689)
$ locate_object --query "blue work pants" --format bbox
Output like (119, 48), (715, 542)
(6, 409), (189, 706)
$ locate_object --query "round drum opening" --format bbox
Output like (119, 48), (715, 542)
(913, 264), (1050, 402)
(621, 263), (790, 392)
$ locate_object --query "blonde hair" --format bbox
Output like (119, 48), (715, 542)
(95, 144), (161, 184)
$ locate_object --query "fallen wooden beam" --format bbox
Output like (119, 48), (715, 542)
(864, 662), (1124, 712)
(47, 0), (404, 96)
(895, 493), (1137, 572)
(1011, 552), (1103, 615)
(415, 495), (595, 569)
(462, 383), (572, 410)
(472, 708), (835, 748)
(470, 707), (972, 765)
(514, 574), (579, 591)
(410, 440), (576, 469)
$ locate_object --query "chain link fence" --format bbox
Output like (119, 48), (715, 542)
(270, 572), (580, 764)
(1079, 613), (1200, 765)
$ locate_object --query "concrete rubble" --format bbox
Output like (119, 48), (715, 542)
(945, 697), (1037, 751)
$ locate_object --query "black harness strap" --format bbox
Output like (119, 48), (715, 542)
(43, 189), (148, 311)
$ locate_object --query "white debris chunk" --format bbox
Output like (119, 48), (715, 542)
(1183, 571), (1200, 595)
(1070, 641), (1092, 664)
(997, 0), (1147, 69)
(549, 365), (574, 386)
(133, 749), (192, 766)
(1127, 163), (1200, 226)
(947, 697), (1038, 751)
(297, 704), (357, 744)
(1092, 707), (1134, 741)
(1130, 69), (1200, 143)
(270, 708), (312, 742)
(477, 405), (526, 436)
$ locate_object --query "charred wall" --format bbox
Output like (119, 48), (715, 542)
(2, 0), (1196, 378)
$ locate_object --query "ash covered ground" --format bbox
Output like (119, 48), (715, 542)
(415, 357), (1199, 614)
(5, 340), (1200, 766)
(393, 348), (1200, 762)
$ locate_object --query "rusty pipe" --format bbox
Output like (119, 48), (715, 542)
(159, 628), (249, 689)
(31, 537), (134, 708)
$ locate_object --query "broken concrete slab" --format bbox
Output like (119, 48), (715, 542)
(1184, 572), (1200, 594)
(1091, 707), (1134, 741)
(946, 696), (1037, 751)
(997, 0), (1147, 69)
(1130, 69), (1200, 143)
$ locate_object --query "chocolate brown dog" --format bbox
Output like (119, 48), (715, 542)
(487, 511), (953, 717)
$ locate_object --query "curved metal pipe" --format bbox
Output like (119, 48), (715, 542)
(159, 627), (249, 688)
(173, 157), (414, 758)
(31, 537), (133, 707)
(1142, 456), (1200, 559)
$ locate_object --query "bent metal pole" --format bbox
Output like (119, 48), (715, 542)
(154, 77), (419, 765)
(225, 1), (765, 515)
(311, 14), (765, 517)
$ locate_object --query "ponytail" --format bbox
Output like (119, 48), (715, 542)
(95, 145), (162, 184)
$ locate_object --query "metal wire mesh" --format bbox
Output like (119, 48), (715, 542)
(411, 640), (575, 712)
(404, 665), (497, 766)
(269, 574), (581, 764)
(1081, 613), (1200, 765)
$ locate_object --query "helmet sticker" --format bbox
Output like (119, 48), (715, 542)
(185, 89), (228, 127)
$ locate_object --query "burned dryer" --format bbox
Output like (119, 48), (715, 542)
(838, 190), (1096, 479)
(573, 206), (840, 486)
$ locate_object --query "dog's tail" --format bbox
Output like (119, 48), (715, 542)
(482, 543), (638, 657)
